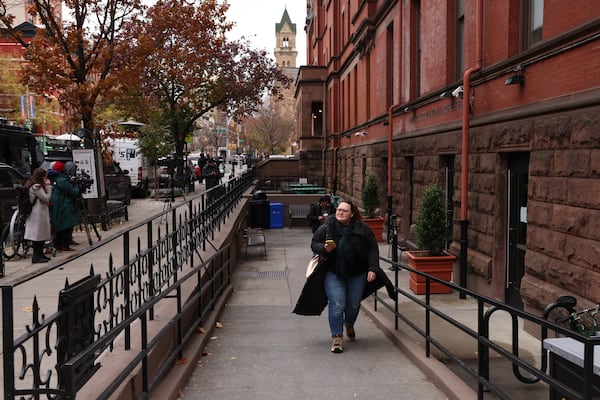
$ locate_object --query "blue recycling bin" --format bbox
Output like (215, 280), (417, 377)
(269, 202), (284, 229)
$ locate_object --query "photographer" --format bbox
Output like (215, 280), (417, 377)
(202, 158), (222, 203)
(48, 161), (80, 251)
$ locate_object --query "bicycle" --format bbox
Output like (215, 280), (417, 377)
(1, 206), (31, 259)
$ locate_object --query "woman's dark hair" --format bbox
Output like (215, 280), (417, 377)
(339, 200), (363, 221)
(25, 168), (47, 191)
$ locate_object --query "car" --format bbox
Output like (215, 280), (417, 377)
(0, 163), (26, 231)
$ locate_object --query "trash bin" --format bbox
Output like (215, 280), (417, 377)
(250, 191), (270, 228)
(269, 202), (284, 229)
(544, 337), (600, 400)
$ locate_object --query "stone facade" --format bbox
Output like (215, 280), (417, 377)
(296, 0), (600, 314)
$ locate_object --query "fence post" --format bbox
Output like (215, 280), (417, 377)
(57, 273), (101, 396)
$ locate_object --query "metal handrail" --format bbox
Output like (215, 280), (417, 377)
(372, 251), (600, 400)
(1, 170), (254, 399)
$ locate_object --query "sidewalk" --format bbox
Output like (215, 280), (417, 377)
(180, 228), (452, 400)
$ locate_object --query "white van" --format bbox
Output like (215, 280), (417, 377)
(112, 138), (157, 197)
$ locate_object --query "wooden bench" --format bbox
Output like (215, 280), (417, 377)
(289, 204), (312, 227)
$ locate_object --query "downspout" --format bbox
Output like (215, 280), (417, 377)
(459, 0), (483, 298)
(386, 102), (400, 239)
(332, 143), (338, 194)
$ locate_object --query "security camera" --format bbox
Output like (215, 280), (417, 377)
(451, 86), (463, 98)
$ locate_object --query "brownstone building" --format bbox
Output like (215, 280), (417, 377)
(295, 0), (600, 314)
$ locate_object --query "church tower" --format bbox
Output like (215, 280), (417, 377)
(274, 7), (298, 69)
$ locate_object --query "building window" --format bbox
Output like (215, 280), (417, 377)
(410, 0), (422, 99)
(386, 23), (394, 108)
(455, 0), (465, 81)
(523, 0), (544, 48)
(282, 37), (289, 48)
(311, 102), (323, 136)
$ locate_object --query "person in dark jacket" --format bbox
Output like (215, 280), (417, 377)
(310, 200), (378, 353)
(47, 161), (80, 251)
(202, 158), (222, 203)
(306, 195), (336, 233)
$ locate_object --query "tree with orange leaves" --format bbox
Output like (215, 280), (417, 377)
(117, 0), (291, 170)
(0, 0), (144, 138)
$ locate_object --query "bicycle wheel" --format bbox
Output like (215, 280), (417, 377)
(13, 213), (30, 258)
(1, 220), (17, 259)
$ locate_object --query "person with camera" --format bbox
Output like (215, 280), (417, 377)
(47, 161), (81, 251)
(202, 158), (222, 203)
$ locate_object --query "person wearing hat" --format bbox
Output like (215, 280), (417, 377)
(307, 195), (336, 233)
(48, 160), (80, 251)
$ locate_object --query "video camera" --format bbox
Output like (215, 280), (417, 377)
(157, 155), (185, 170)
(69, 171), (94, 192)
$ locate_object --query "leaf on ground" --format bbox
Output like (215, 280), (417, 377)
(177, 388), (185, 397)
(215, 321), (223, 328)
(22, 306), (33, 312)
(196, 326), (206, 333)
(175, 358), (189, 365)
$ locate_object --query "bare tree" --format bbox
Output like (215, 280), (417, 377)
(246, 96), (296, 156)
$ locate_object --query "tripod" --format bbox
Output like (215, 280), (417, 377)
(163, 168), (188, 207)
(159, 168), (188, 225)
(76, 194), (101, 245)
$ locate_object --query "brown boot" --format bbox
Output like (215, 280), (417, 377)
(345, 324), (356, 341)
(330, 334), (343, 353)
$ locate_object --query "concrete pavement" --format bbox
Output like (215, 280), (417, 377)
(179, 227), (453, 400)
(2, 173), (547, 400)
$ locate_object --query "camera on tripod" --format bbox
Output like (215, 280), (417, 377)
(69, 171), (94, 192)
(157, 155), (185, 170)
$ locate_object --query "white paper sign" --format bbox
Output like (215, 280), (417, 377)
(72, 149), (99, 199)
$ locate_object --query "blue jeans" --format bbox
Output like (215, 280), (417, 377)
(324, 271), (367, 337)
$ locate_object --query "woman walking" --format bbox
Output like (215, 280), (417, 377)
(310, 201), (379, 353)
(23, 168), (53, 263)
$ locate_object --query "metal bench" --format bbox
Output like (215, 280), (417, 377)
(289, 204), (312, 227)
(243, 228), (266, 256)
(388, 235), (417, 270)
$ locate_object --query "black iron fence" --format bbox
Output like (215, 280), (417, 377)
(373, 243), (600, 400)
(1, 170), (255, 399)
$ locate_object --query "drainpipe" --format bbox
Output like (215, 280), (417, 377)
(332, 144), (338, 194)
(387, 102), (401, 240)
(459, 0), (483, 299)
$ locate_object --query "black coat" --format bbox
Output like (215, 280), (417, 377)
(311, 217), (379, 279)
(292, 258), (397, 316)
(307, 202), (336, 233)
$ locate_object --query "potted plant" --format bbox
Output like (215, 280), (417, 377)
(406, 182), (455, 294)
(361, 174), (385, 242)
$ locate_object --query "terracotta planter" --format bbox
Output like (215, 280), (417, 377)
(406, 250), (456, 294)
(364, 216), (385, 242)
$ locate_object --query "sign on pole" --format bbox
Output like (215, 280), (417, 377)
(72, 149), (99, 199)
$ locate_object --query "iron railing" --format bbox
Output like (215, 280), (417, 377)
(1, 170), (255, 399)
(373, 244), (600, 400)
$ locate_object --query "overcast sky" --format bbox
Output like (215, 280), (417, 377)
(225, 1), (307, 66)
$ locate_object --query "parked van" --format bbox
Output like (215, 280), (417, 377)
(0, 121), (45, 230)
(0, 122), (45, 176)
(111, 138), (156, 198)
